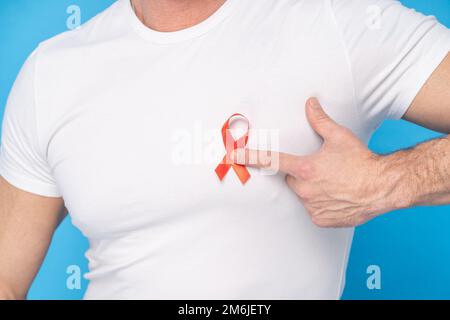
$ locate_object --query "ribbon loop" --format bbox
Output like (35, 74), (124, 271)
(215, 114), (251, 185)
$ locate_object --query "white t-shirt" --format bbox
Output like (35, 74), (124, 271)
(1, 0), (449, 299)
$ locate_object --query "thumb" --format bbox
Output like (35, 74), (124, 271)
(305, 97), (341, 139)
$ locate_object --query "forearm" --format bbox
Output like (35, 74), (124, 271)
(379, 135), (450, 210)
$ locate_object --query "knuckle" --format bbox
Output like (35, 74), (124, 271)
(355, 215), (368, 226)
(316, 114), (330, 124)
(293, 161), (314, 179)
(285, 174), (296, 187)
(343, 216), (359, 227)
(310, 215), (320, 225)
(310, 215), (325, 227)
(296, 185), (311, 199)
(315, 220), (329, 228)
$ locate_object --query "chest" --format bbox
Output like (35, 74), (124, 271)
(46, 33), (361, 237)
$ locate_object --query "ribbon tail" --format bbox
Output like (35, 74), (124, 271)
(232, 164), (251, 185)
(215, 156), (231, 181)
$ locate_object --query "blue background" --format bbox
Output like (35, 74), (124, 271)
(0, 0), (449, 300)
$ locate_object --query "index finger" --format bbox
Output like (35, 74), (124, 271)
(232, 148), (301, 176)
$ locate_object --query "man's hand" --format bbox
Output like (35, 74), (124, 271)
(231, 54), (450, 228)
(232, 98), (419, 228)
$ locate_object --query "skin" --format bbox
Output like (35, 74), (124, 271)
(0, 179), (66, 299)
(0, 0), (449, 299)
(131, 0), (226, 32)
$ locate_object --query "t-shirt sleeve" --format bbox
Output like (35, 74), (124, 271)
(330, 0), (450, 130)
(0, 48), (61, 197)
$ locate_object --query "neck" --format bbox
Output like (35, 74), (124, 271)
(131, 0), (227, 32)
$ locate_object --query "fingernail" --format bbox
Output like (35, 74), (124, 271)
(308, 97), (320, 109)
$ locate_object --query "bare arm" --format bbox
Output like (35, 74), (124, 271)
(378, 136), (450, 208)
(380, 52), (450, 207)
(231, 53), (450, 227)
(0, 177), (66, 299)
(403, 53), (450, 133)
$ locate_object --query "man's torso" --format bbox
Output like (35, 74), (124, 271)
(35, 0), (364, 299)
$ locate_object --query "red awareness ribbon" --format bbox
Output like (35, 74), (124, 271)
(215, 113), (251, 185)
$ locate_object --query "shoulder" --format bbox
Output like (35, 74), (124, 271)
(36, 0), (128, 63)
(26, 1), (131, 127)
